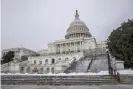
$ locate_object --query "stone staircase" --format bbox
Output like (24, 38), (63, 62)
(64, 57), (91, 73)
(63, 53), (108, 73)
(1, 74), (118, 85)
(87, 56), (95, 72)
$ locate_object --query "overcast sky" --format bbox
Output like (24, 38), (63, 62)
(1, 0), (133, 51)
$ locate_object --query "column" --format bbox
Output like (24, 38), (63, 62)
(79, 42), (80, 50)
(75, 42), (77, 52)
(67, 43), (68, 52)
(69, 42), (71, 51)
(65, 43), (66, 52)
(63, 44), (64, 53)
(80, 41), (82, 50)
(74, 42), (76, 52)
(63, 44), (65, 52)
(65, 43), (67, 52)
(61, 44), (63, 53)
(78, 42), (79, 51)
(57, 45), (58, 53)
(73, 42), (74, 51)
(71, 43), (73, 51)
(81, 41), (82, 51)
(59, 44), (61, 53)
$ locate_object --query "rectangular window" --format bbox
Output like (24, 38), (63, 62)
(40, 61), (42, 64)
(34, 60), (36, 64)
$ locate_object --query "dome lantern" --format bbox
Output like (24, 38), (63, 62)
(75, 10), (79, 20)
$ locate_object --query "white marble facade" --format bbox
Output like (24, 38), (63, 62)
(25, 10), (99, 73)
(41, 10), (98, 55)
(3, 10), (110, 74)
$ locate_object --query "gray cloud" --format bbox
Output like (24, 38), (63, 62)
(2, 0), (133, 51)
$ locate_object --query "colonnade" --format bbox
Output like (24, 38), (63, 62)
(68, 33), (89, 39)
(56, 41), (83, 53)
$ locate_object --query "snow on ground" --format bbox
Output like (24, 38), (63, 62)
(1, 85), (133, 89)
(1, 69), (133, 76)
(118, 69), (133, 75)
(1, 72), (109, 76)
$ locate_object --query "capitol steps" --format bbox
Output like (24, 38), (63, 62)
(1, 75), (119, 85)
(64, 57), (92, 73)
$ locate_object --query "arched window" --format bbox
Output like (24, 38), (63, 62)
(20, 67), (24, 73)
(34, 60), (36, 64)
(33, 68), (38, 73)
(65, 57), (69, 61)
(72, 43), (74, 46)
(58, 58), (61, 60)
(52, 59), (55, 64)
(51, 67), (54, 74)
(45, 59), (48, 64)
(46, 67), (49, 73)
(73, 57), (76, 61)
(39, 61), (42, 64)
(40, 68), (44, 74)
(27, 67), (30, 73)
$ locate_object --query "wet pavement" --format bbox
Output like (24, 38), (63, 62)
(1, 85), (133, 89)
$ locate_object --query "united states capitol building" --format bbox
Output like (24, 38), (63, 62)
(1, 10), (124, 74)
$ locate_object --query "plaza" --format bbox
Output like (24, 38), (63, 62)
(1, 85), (133, 89)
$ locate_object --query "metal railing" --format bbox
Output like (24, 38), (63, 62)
(87, 55), (94, 72)
(106, 51), (121, 83)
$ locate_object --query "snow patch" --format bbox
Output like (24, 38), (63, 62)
(118, 69), (133, 75)
(1, 70), (133, 76)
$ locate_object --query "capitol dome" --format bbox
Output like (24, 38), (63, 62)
(65, 10), (92, 39)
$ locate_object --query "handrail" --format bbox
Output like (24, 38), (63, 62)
(87, 55), (93, 72)
(62, 59), (76, 73)
(106, 51), (121, 83)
